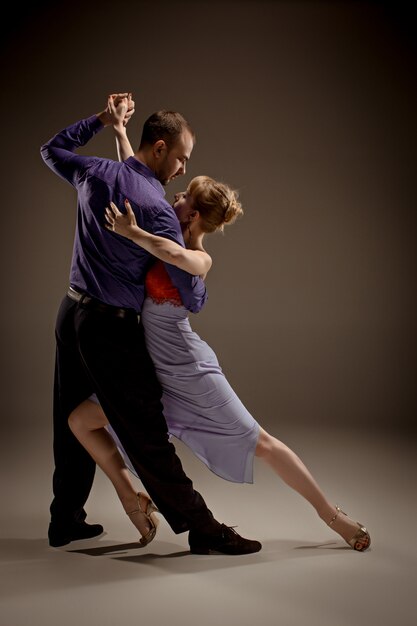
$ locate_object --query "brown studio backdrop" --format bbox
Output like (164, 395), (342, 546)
(1, 0), (416, 435)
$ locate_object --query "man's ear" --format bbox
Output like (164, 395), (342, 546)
(153, 140), (167, 159)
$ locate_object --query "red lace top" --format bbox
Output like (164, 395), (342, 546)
(145, 260), (183, 306)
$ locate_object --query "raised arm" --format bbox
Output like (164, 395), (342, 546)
(107, 94), (135, 161)
(105, 200), (212, 277)
(40, 93), (134, 187)
(40, 115), (105, 187)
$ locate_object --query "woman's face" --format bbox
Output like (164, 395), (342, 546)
(172, 191), (194, 227)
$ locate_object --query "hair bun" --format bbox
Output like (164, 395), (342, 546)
(223, 192), (243, 226)
(188, 175), (244, 234)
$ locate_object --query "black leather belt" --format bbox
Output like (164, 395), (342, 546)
(67, 287), (137, 320)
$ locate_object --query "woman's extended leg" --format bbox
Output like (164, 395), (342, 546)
(255, 427), (370, 550)
(68, 399), (157, 542)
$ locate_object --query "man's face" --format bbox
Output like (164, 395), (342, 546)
(156, 129), (194, 186)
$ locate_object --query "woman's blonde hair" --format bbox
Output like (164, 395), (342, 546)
(187, 175), (243, 233)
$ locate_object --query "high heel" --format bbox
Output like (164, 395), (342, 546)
(328, 505), (371, 551)
(126, 492), (160, 546)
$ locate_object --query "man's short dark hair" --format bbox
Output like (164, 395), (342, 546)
(139, 110), (195, 149)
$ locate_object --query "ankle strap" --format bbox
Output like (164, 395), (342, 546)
(328, 505), (343, 527)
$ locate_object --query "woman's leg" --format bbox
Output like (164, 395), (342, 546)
(255, 427), (369, 549)
(68, 399), (153, 538)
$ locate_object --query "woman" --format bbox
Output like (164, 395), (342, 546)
(68, 97), (370, 551)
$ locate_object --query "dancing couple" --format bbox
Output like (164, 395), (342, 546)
(40, 92), (370, 554)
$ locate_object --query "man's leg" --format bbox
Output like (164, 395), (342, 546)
(48, 296), (103, 547)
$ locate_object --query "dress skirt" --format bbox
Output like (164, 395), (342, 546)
(102, 298), (260, 484)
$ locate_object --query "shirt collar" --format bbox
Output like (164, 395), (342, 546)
(124, 157), (165, 196)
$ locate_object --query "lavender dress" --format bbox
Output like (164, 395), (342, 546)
(105, 261), (260, 483)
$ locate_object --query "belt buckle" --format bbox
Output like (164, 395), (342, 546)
(67, 287), (83, 302)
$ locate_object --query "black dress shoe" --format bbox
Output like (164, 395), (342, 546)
(189, 524), (262, 555)
(48, 521), (104, 547)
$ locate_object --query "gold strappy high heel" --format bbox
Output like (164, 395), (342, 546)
(126, 492), (159, 547)
(328, 505), (371, 551)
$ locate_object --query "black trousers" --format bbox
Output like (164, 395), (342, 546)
(50, 294), (215, 533)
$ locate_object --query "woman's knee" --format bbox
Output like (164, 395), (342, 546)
(68, 404), (86, 433)
(68, 408), (81, 433)
(255, 428), (275, 458)
(68, 399), (107, 433)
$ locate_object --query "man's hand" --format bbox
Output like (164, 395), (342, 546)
(108, 92), (135, 126)
(98, 92), (135, 127)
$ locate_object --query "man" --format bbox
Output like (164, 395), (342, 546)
(41, 93), (262, 555)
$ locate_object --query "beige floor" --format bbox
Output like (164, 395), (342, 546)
(1, 425), (416, 626)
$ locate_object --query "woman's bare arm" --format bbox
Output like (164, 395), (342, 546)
(114, 126), (134, 161)
(107, 94), (135, 161)
(105, 200), (212, 277)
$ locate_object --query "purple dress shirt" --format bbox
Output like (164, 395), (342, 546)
(40, 115), (207, 313)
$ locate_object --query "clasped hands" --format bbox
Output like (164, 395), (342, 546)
(106, 92), (135, 127)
